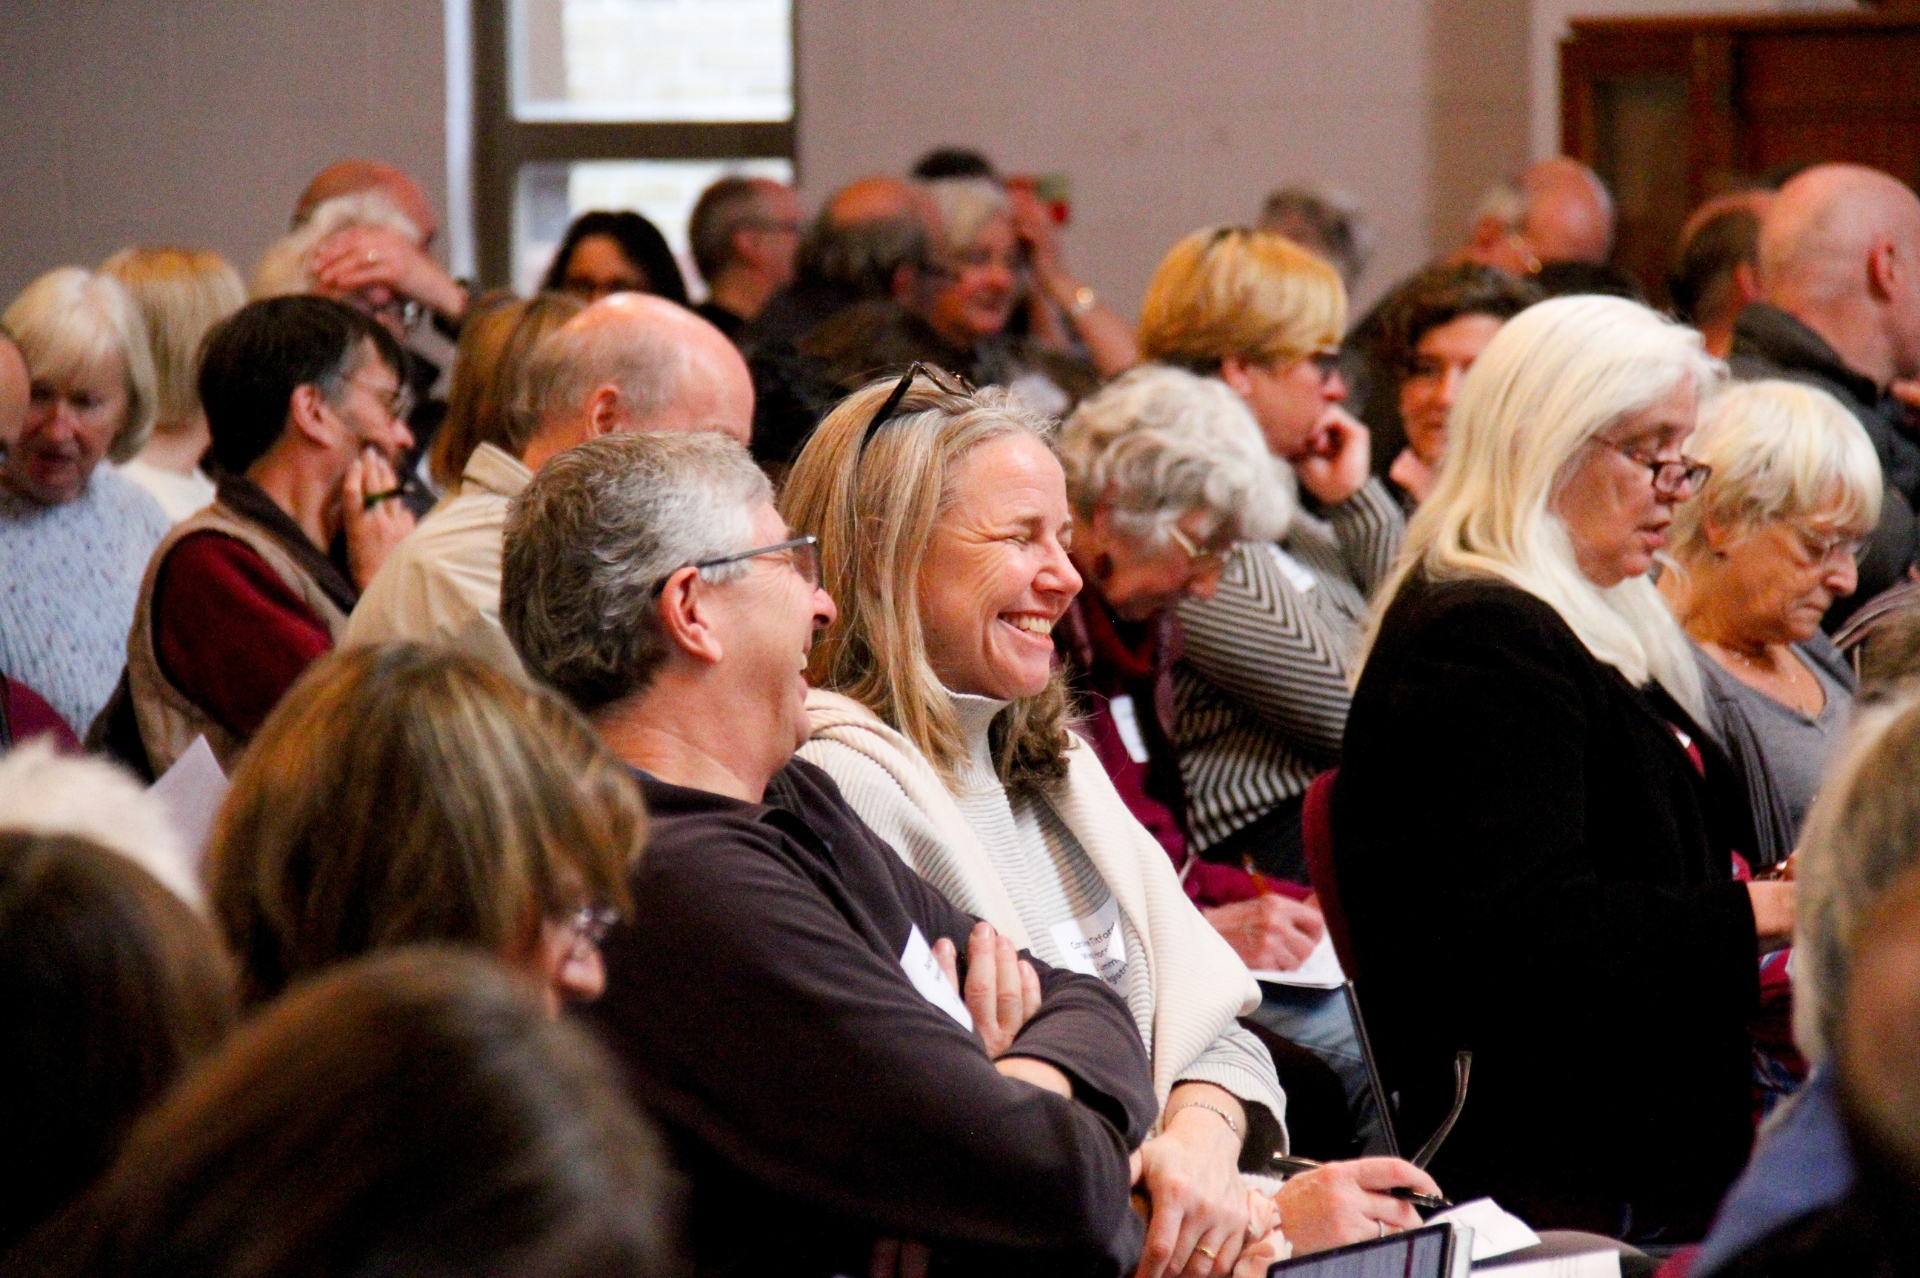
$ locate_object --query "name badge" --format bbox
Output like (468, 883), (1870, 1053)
(900, 925), (975, 1031)
(1108, 694), (1152, 764)
(1266, 543), (1319, 593)
(1049, 896), (1129, 991)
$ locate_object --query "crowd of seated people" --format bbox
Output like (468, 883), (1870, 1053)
(13, 142), (1920, 1278)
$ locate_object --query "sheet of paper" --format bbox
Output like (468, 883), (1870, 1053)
(1107, 693), (1152, 763)
(899, 925), (975, 1032)
(146, 734), (228, 879)
(1049, 896), (1129, 991)
(1473, 1251), (1620, 1278)
(1251, 927), (1347, 989)
(1427, 1198), (1538, 1261)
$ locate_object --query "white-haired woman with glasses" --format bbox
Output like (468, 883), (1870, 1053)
(1659, 380), (1881, 866)
(1332, 296), (1794, 1240)
(784, 366), (1440, 1276)
(0, 269), (171, 737)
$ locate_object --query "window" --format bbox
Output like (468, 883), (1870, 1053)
(466, 0), (796, 292)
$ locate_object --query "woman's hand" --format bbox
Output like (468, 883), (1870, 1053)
(1202, 897), (1325, 971)
(341, 446), (416, 589)
(1273, 1158), (1438, 1255)
(310, 225), (469, 321)
(1747, 880), (1797, 951)
(932, 921), (1041, 1059)
(1136, 1088), (1250, 1278)
(1291, 406), (1371, 507)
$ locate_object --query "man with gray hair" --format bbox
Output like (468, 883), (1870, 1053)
(1457, 157), (1615, 274)
(499, 430), (1160, 1278)
(1731, 163), (1920, 627)
(689, 176), (803, 341)
(345, 292), (752, 675)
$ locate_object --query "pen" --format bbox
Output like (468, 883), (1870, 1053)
(1267, 1155), (1453, 1211)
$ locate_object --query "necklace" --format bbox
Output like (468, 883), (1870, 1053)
(1707, 640), (1823, 717)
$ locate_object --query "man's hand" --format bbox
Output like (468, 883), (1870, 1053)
(1202, 896), (1325, 971)
(341, 446), (417, 589)
(932, 921), (1041, 1059)
(311, 225), (468, 322)
(1747, 880), (1796, 951)
(1273, 1158), (1439, 1255)
(1135, 1089), (1251, 1278)
(1290, 405), (1371, 507)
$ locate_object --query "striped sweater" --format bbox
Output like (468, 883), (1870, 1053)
(1174, 477), (1405, 852)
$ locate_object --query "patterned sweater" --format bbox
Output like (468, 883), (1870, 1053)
(1174, 477), (1404, 852)
(0, 470), (170, 735)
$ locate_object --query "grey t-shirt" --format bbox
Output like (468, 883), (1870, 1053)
(1703, 645), (1852, 838)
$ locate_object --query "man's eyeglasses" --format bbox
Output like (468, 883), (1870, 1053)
(1605, 440), (1711, 499)
(859, 363), (973, 458)
(345, 373), (415, 423)
(650, 535), (821, 596)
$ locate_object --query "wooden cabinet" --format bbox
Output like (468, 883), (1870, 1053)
(1562, 12), (1920, 304)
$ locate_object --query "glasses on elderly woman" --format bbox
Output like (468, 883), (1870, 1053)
(650, 535), (822, 596)
(858, 362), (973, 458)
(1605, 440), (1711, 500)
(1164, 523), (1231, 570)
(1790, 525), (1869, 568)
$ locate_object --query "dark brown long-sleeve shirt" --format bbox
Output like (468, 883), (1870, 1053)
(582, 757), (1157, 1278)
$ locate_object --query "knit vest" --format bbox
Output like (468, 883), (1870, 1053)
(128, 502), (349, 775)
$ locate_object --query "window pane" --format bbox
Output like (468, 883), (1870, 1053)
(515, 158), (796, 296)
(512, 0), (792, 122)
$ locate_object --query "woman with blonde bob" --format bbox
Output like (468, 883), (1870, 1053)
(0, 268), (171, 738)
(784, 370), (1440, 1276)
(1332, 296), (1795, 1238)
(100, 246), (246, 521)
(1660, 380), (1880, 865)
(207, 642), (645, 1013)
(1134, 229), (1404, 880)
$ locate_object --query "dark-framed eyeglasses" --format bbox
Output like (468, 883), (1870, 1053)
(858, 362), (973, 458)
(1301, 349), (1342, 382)
(1605, 440), (1711, 499)
(650, 534), (821, 597)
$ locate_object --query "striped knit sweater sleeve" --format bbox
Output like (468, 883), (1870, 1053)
(1172, 478), (1406, 853)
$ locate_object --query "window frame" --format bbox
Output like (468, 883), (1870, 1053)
(469, 0), (798, 290)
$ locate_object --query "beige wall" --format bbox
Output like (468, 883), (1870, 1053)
(0, 0), (447, 305)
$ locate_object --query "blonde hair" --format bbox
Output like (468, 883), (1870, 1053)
(1668, 379), (1882, 566)
(1137, 227), (1346, 372)
(2, 267), (158, 462)
(1058, 363), (1293, 546)
(99, 247), (246, 435)
(781, 376), (1072, 788)
(431, 289), (585, 486)
(208, 644), (646, 1005)
(1364, 294), (1721, 721)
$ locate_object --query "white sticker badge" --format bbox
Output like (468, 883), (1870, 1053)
(900, 925), (976, 1032)
(1049, 896), (1129, 992)
(1108, 693), (1152, 764)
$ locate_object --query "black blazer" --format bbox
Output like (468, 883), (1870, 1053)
(1332, 573), (1759, 1239)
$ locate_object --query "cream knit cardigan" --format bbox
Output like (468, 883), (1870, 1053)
(801, 687), (1264, 1106)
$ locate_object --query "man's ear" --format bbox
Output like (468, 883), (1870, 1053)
(582, 384), (626, 440)
(1868, 239), (1902, 304)
(286, 383), (335, 448)
(655, 568), (726, 667)
(1733, 259), (1763, 307)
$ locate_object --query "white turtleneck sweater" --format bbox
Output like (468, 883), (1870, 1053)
(803, 688), (1285, 1123)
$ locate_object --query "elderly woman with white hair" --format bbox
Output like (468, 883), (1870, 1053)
(785, 368), (1440, 1276)
(0, 270), (171, 737)
(1659, 380), (1881, 865)
(1332, 296), (1795, 1240)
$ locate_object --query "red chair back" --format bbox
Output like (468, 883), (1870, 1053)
(1301, 768), (1360, 983)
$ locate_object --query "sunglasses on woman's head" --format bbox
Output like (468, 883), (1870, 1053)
(857, 362), (973, 458)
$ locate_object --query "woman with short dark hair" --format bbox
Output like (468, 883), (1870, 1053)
(11, 947), (678, 1278)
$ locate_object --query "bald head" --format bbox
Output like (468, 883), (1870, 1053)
(1520, 158), (1615, 265)
(519, 294), (753, 467)
(1760, 164), (1920, 384)
(294, 160), (438, 244)
(826, 176), (920, 227)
